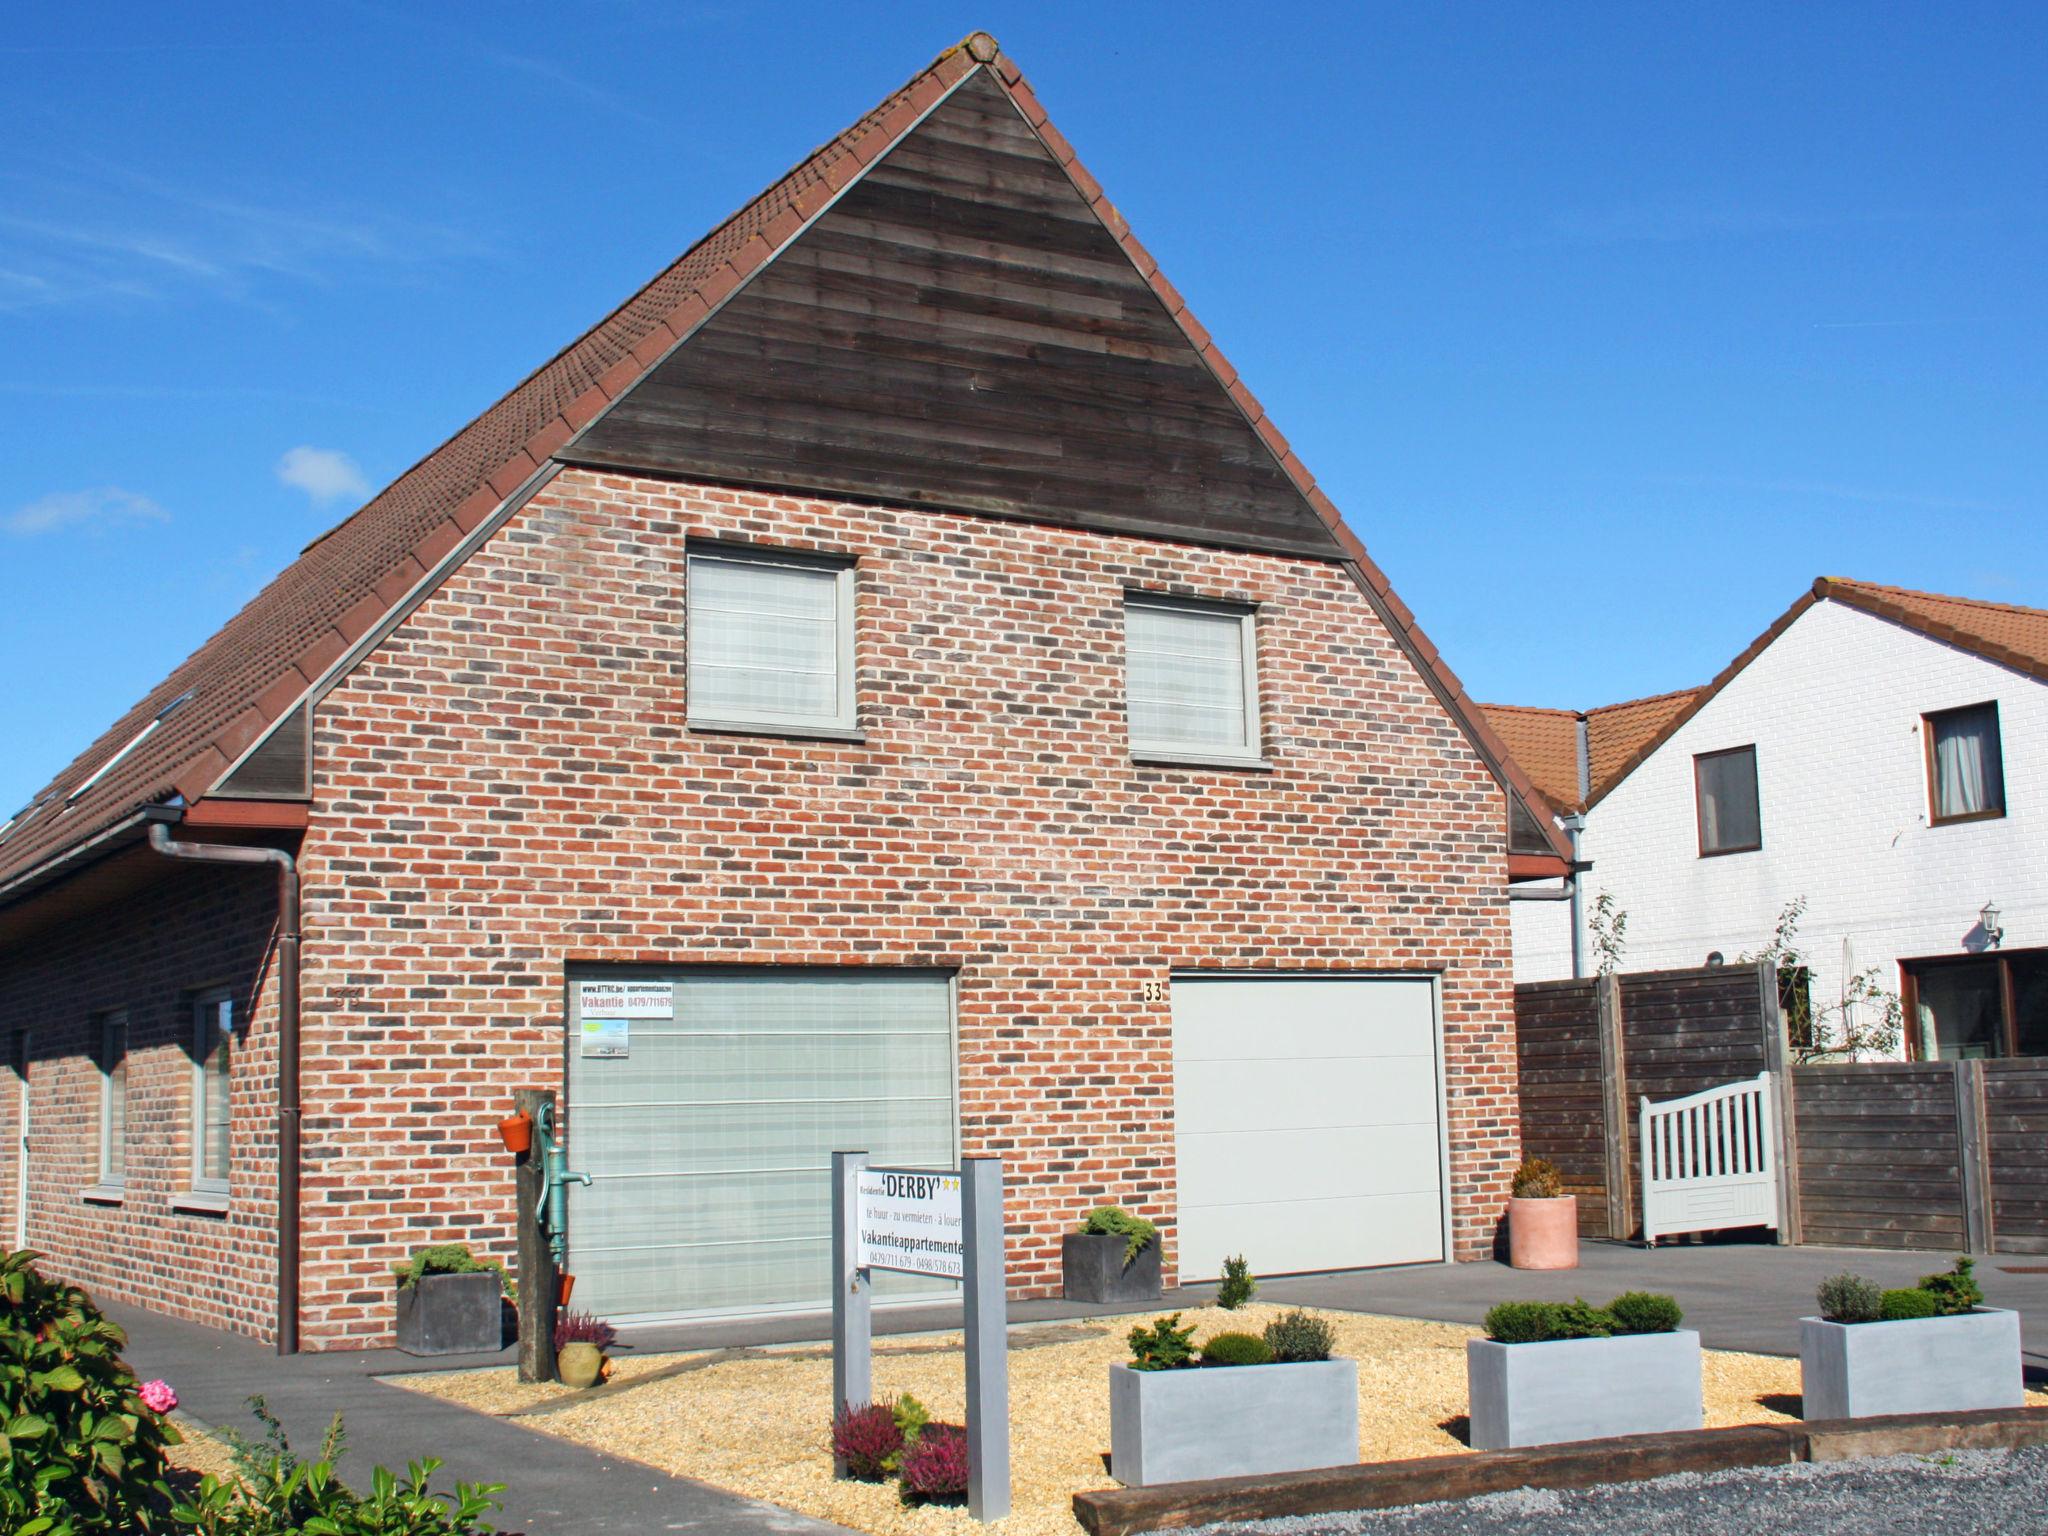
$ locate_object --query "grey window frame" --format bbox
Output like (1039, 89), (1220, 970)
(685, 545), (859, 739)
(1122, 593), (1266, 768)
(96, 1012), (128, 1191)
(188, 991), (233, 1204)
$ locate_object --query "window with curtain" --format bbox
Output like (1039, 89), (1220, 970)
(686, 549), (855, 732)
(1926, 702), (2005, 824)
(1123, 597), (1261, 762)
(99, 1013), (128, 1187)
(1694, 744), (1761, 856)
(192, 994), (232, 1194)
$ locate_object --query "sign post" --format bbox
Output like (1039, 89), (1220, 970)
(831, 1152), (1010, 1522)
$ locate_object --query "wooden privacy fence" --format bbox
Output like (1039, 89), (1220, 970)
(1516, 963), (2048, 1254)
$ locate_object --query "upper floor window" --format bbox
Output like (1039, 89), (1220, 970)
(1925, 701), (2004, 825)
(1123, 596), (1262, 765)
(98, 1013), (128, 1189)
(1694, 744), (1760, 856)
(686, 548), (855, 735)
(192, 993), (233, 1198)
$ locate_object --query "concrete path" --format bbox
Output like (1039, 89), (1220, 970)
(108, 1299), (853, 1536)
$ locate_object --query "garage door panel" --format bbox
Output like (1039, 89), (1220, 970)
(1178, 1124), (1443, 1204)
(1173, 976), (1444, 1277)
(1175, 1056), (1439, 1134)
(1178, 1191), (1444, 1277)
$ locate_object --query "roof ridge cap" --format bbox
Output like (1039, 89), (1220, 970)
(1820, 575), (2048, 620)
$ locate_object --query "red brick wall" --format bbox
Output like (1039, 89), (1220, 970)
(296, 469), (1519, 1348)
(0, 864), (281, 1339)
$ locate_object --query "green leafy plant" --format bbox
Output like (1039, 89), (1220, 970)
(1816, 1273), (1884, 1325)
(1919, 1255), (1983, 1317)
(390, 1244), (512, 1300)
(1199, 1331), (1274, 1367)
(1079, 1206), (1158, 1267)
(1126, 1314), (1198, 1372)
(0, 1247), (182, 1534)
(1740, 897), (1903, 1062)
(1262, 1309), (1336, 1363)
(1483, 1297), (1621, 1343)
(1588, 891), (1628, 976)
(884, 1392), (930, 1474)
(1511, 1158), (1564, 1199)
(1216, 1255), (1257, 1310)
(1879, 1288), (1940, 1321)
(1606, 1292), (1683, 1335)
(1552, 1298), (1615, 1339)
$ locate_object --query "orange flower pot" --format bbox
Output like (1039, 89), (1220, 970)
(1507, 1195), (1580, 1270)
(496, 1111), (533, 1155)
(559, 1274), (576, 1305)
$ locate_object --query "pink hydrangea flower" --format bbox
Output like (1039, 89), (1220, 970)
(139, 1379), (178, 1414)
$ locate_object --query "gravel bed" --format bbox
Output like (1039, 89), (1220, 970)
(1195, 1445), (2048, 1534)
(388, 1304), (1818, 1536)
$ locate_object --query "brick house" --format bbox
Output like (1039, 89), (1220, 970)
(0, 33), (1567, 1349)
(1493, 578), (2047, 1059)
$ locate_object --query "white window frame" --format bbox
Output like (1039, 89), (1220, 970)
(1122, 594), (1265, 766)
(96, 1012), (128, 1192)
(189, 991), (234, 1202)
(685, 546), (858, 737)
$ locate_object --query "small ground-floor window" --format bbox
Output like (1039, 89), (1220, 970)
(1904, 948), (2048, 1059)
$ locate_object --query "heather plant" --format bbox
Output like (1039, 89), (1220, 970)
(552, 1310), (617, 1351)
(1511, 1158), (1564, 1199)
(1216, 1254), (1257, 1310)
(897, 1423), (969, 1505)
(1126, 1314), (1198, 1371)
(1919, 1255), (1983, 1317)
(1816, 1273), (1884, 1324)
(1079, 1205), (1158, 1266)
(1879, 1288), (1940, 1321)
(1200, 1331), (1274, 1367)
(829, 1401), (904, 1483)
(0, 1247), (182, 1534)
(1262, 1309), (1337, 1363)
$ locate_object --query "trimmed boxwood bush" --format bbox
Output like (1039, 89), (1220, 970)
(1484, 1291), (1681, 1343)
(1608, 1291), (1684, 1335)
(1816, 1273), (1884, 1324)
(1879, 1287), (1940, 1321)
(1511, 1157), (1564, 1199)
(1484, 1301), (1567, 1344)
(1200, 1331), (1274, 1367)
(1263, 1309), (1337, 1363)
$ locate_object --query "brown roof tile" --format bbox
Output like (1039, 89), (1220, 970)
(1584, 688), (1703, 804)
(1477, 704), (1581, 815)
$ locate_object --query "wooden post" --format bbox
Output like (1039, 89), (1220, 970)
(1955, 1061), (1993, 1255)
(1595, 973), (1633, 1241)
(515, 1088), (559, 1384)
(1756, 960), (1802, 1245)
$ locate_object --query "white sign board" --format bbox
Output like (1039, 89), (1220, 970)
(575, 981), (674, 1018)
(579, 1016), (631, 1059)
(855, 1168), (964, 1280)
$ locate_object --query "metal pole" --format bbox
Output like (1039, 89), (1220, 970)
(830, 1149), (871, 1476)
(961, 1156), (1011, 1522)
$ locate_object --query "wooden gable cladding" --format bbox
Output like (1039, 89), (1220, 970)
(562, 71), (1344, 560)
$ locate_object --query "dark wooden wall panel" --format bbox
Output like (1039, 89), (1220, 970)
(1617, 966), (1770, 1105)
(1791, 1063), (1966, 1251)
(1984, 1060), (2048, 1254)
(1513, 977), (1608, 1236)
(565, 72), (1343, 560)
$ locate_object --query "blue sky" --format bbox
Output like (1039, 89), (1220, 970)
(3, 2), (2044, 812)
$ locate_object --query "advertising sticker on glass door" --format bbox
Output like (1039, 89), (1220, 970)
(575, 980), (674, 1058)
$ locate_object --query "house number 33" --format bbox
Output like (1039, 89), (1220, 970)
(1140, 981), (1167, 1003)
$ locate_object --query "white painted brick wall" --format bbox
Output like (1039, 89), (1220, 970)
(1517, 599), (2046, 1058)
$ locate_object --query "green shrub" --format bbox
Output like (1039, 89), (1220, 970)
(1816, 1273), (1884, 1324)
(1607, 1291), (1683, 1335)
(169, 1398), (505, 1534)
(1079, 1206), (1158, 1267)
(0, 1247), (182, 1535)
(391, 1244), (512, 1299)
(1484, 1301), (1564, 1344)
(1216, 1255), (1257, 1310)
(1127, 1314), (1198, 1371)
(1879, 1287), (1940, 1321)
(1200, 1331), (1275, 1367)
(1511, 1158), (1564, 1199)
(1919, 1255), (1984, 1317)
(1262, 1309), (1337, 1363)
(1553, 1298), (1614, 1338)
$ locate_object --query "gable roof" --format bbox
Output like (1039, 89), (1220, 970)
(1479, 686), (1703, 816)
(0, 31), (1569, 894)
(1476, 704), (1579, 816)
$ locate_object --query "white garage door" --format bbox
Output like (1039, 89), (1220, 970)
(1174, 975), (1445, 1277)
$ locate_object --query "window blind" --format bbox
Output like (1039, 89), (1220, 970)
(687, 554), (849, 727)
(1125, 601), (1257, 757)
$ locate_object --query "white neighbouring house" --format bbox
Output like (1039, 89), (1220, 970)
(1491, 579), (2048, 1061)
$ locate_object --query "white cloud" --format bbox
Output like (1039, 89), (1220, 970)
(3, 486), (169, 535)
(276, 445), (369, 506)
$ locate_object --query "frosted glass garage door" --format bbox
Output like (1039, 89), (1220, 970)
(567, 970), (955, 1319)
(1173, 975), (1445, 1278)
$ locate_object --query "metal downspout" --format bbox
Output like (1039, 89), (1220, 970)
(148, 821), (301, 1355)
(1564, 813), (1588, 978)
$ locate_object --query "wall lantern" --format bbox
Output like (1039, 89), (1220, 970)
(1981, 902), (2004, 949)
(1705, 951), (1725, 967)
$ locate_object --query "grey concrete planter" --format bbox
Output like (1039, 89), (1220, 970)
(1467, 1330), (1702, 1450)
(394, 1272), (504, 1356)
(1800, 1309), (2023, 1421)
(1064, 1232), (1163, 1304)
(1109, 1359), (1358, 1488)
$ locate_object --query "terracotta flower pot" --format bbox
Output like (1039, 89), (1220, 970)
(557, 1341), (604, 1389)
(558, 1273), (575, 1306)
(496, 1112), (533, 1155)
(1507, 1195), (1579, 1270)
